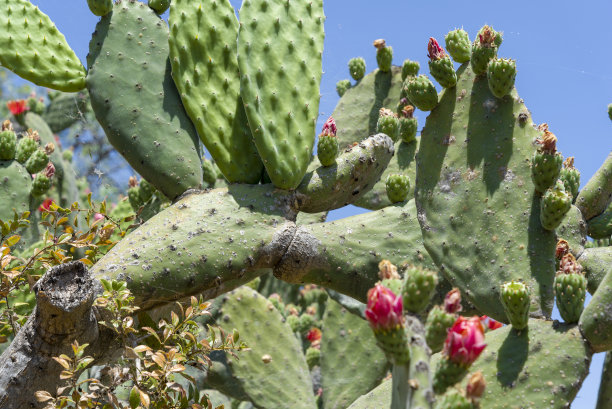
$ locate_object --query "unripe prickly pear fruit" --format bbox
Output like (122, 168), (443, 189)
(471, 25), (498, 75)
(317, 117), (339, 167)
(31, 163), (55, 197)
(487, 58), (516, 98)
(376, 108), (399, 141)
(559, 157), (580, 201)
(427, 37), (457, 88)
(445, 28), (471, 63)
(286, 314), (300, 333)
(401, 264), (438, 314)
(398, 105), (418, 143)
(62, 149), (73, 163)
(554, 254), (586, 324)
(500, 281), (530, 330)
(540, 181), (572, 231)
(127, 177), (143, 211)
(0, 124), (16, 161)
(373, 39), (393, 73)
(477, 25), (503, 47)
(405, 75), (438, 111)
(15, 134), (39, 164)
(425, 306), (456, 354)
(531, 126), (563, 193)
(336, 79), (351, 97)
(27, 97), (45, 115)
(434, 389), (472, 409)
(305, 346), (321, 369)
(348, 57), (366, 81)
(386, 174), (410, 203)
(202, 158), (219, 187)
(87, 0), (113, 16)
(297, 314), (317, 335)
(401, 59), (420, 81)
(139, 179), (155, 203)
(25, 149), (49, 174)
(148, 0), (170, 14)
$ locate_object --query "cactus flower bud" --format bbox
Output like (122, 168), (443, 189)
(320, 116), (337, 137)
(365, 284), (403, 332)
(427, 37), (446, 61)
(2, 120), (12, 131)
(128, 176), (139, 188)
(555, 239), (570, 260)
(478, 26), (496, 47)
(444, 288), (462, 314)
(466, 371), (486, 401)
(44, 143), (55, 155)
(378, 259), (400, 280)
(7, 100), (29, 116)
(444, 316), (486, 366)
(44, 163), (56, 179)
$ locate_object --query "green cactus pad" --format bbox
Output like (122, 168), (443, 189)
(579, 247), (612, 294)
(87, 0), (113, 16)
(295, 134), (394, 213)
(597, 353), (612, 409)
(500, 281), (530, 330)
(353, 319), (592, 409)
(348, 57), (366, 81)
(540, 182), (572, 231)
(86, 0), (203, 200)
(213, 287), (317, 409)
(414, 63), (557, 321)
(238, 0), (325, 190)
(487, 58), (516, 98)
(401, 59), (420, 81)
(579, 266), (612, 352)
(201, 158), (219, 188)
(405, 75), (439, 111)
(588, 204), (612, 239)
(336, 79), (351, 97)
(42, 91), (89, 133)
(0, 130), (16, 161)
(316, 135), (338, 167)
(168, 0), (263, 184)
(429, 57), (457, 88)
(385, 173), (410, 204)
(576, 152), (612, 220)
(91, 185), (295, 310)
(332, 66), (403, 149)
(0, 0), (86, 91)
(0, 160), (32, 221)
(445, 29), (471, 63)
(354, 139), (418, 210)
(320, 298), (388, 409)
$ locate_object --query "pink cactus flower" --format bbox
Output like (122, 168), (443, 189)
(365, 284), (403, 331)
(444, 288), (462, 314)
(444, 316), (487, 366)
(320, 116), (337, 137)
(7, 100), (29, 116)
(427, 37), (446, 61)
(44, 163), (56, 179)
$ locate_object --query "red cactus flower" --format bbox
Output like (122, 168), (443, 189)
(444, 288), (462, 314)
(38, 198), (55, 212)
(7, 100), (29, 116)
(444, 316), (487, 366)
(365, 284), (403, 331)
(320, 116), (337, 137)
(306, 327), (322, 344)
(480, 315), (503, 331)
(427, 37), (446, 61)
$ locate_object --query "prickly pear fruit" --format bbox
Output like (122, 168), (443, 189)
(15, 134), (38, 164)
(336, 79), (351, 97)
(31, 163), (55, 197)
(425, 306), (456, 354)
(317, 117), (339, 167)
(401, 59), (420, 81)
(471, 25), (498, 75)
(373, 39), (393, 73)
(477, 25), (503, 47)
(540, 181), (572, 231)
(305, 347), (321, 369)
(25, 149), (49, 174)
(62, 149), (73, 163)
(500, 281), (530, 330)
(0, 125), (16, 161)
(531, 126), (563, 193)
(27, 97), (44, 115)
(445, 28), (471, 63)
(428, 38), (457, 88)
(139, 179), (155, 203)
(87, 0), (113, 17)
(554, 254), (586, 324)
(401, 264), (438, 314)
(365, 284), (410, 364)
(386, 174), (410, 203)
(405, 75), (438, 111)
(376, 108), (399, 141)
(148, 0), (170, 14)
(559, 157), (580, 201)
(486, 58), (516, 98)
(398, 105), (418, 143)
(348, 57), (366, 81)
(434, 389), (472, 409)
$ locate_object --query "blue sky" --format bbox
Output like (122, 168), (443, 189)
(28, 1), (612, 407)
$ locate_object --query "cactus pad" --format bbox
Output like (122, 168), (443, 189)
(238, 0), (325, 190)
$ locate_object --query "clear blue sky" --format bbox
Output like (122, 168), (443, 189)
(28, 1), (612, 408)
